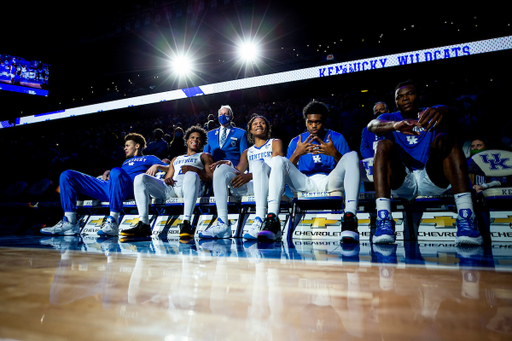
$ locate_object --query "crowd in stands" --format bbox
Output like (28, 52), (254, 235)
(2, 75), (511, 195)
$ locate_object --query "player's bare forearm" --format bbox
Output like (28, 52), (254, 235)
(289, 152), (302, 166)
(367, 119), (396, 135)
(156, 164), (170, 172)
(195, 169), (213, 183)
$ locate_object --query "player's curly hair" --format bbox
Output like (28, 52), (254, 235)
(303, 100), (329, 121)
(184, 126), (208, 148)
(125, 133), (147, 150)
(246, 114), (272, 145)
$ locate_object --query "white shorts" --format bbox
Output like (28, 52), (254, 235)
(392, 168), (451, 200)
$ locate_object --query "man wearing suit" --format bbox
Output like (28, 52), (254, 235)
(204, 105), (248, 167)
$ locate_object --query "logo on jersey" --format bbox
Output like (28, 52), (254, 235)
(479, 153), (512, 171)
(406, 136), (418, 145)
(248, 151), (272, 162)
(313, 155), (322, 163)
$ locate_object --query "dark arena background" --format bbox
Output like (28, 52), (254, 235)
(1, 2), (512, 340)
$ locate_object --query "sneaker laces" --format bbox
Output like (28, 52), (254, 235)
(206, 219), (224, 231)
(457, 216), (475, 232)
(376, 218), (394, 234)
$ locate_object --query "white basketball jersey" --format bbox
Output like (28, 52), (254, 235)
(247, 139), (274, 170)
(172, 152), (204, 186)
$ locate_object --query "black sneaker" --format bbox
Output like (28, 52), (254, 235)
(179, 220), (195, 240)
(258, 213), (282, 241)
(340, 212), (359, 243)
(119, 221), (151, 237)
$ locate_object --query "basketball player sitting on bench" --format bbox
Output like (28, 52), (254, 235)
(41, 133), (168, 237)
(126, 126), (214, 239)
(198, 114), (285, 240)
(367, 79), (482, 245)
(267, 100), (361, 243)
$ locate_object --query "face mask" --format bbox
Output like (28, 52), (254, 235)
(470, 148), (486, 155)
(219, 115), (232, 126)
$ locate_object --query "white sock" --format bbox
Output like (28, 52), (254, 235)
(376, 197), (392, 219)
(213, 165), (234, 224)
(133, 174), (168, 225)
(341, 152), (360, 215)
(183, 172), (201, 221)
(251, 160), (270, 219)
(64, 212), (77, 224)
(454, 192), (474, 218)
(110, 211), (121, 224)
(267, 156), (287, 216)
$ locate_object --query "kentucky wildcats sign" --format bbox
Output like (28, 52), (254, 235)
(8, 36), (512, 129)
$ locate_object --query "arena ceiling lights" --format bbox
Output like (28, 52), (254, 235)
(170, 54), (193, 77)
(2, 36), (512, 129)
(237, 41), (259, 63)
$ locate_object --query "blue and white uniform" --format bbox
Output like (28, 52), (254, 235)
(213, 139), (276, 223)
(378, 111), (450, 199)
(172, 153), (205, 189)
(360, 127), (385, 159)
(268, 129), (360, 214)
(60, 155), (165, 213)
(248, 138), (274, 169)
(134, 152), (205, 223)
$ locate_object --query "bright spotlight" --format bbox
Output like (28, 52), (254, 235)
(238, 42), (259, 62)
(171, 55), (192, 76)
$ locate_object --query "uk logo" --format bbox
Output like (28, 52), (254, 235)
(406, 136), (418, 145)
(479, 153), (512, 171)
(313, 155), (322, 163)
(459, 209), (471, 219)
(378, 210), (389, 220)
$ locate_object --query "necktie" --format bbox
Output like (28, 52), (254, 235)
(220, 128), (227, 148)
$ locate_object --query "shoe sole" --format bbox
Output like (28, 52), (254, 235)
(455, 236), (483, 246)
(341, 230), (359, 243)
(373, 234), (396, 244)
(198, 233), (232, 239)
(257, 231), (282, 241)
(97, 230), (118, 236)
(40, 229), (79, 236)
(243, 233), (258, 240)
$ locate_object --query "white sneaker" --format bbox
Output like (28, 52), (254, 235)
(40, 217), (80, 236)
(199, 218), (232, 239)
(243, 217), (262, 240)
(97, 216), (119, 236)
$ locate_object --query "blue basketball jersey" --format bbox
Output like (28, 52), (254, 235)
(378, 112), (435, 170)
(287, 129), (350, 176)
(121, 155), (166, 181)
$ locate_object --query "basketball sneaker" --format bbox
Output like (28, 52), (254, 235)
(243, 216), (263, 240)
(341, 212), (359, 243)
(40, 217), (80, 236)
(199, 218), (231, 239)
(455, 209), (483, 246)
(258, 213), (282, 241)
(97, 216), (119, 236)
(373, 210), (396, 244)
(119, 221), (151, 237)
(179, 220), (195, 240)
